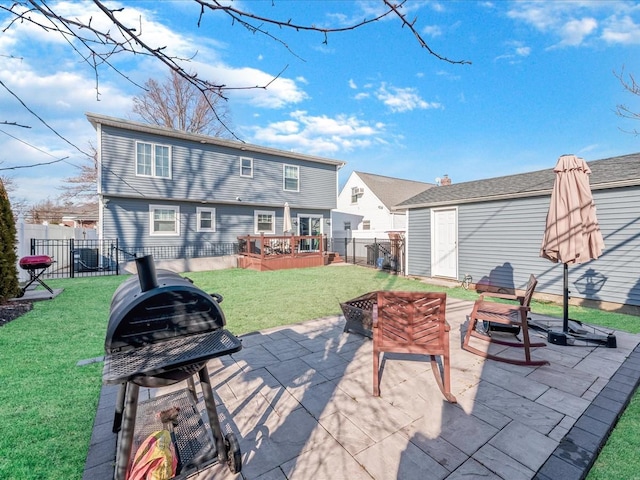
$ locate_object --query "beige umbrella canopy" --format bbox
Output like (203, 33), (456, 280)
(541, 154), (604, 264)
(540, 154), (605, 333)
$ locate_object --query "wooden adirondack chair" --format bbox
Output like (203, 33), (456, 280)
(462, 274), (549, 366)
(373, 291), (456, 403)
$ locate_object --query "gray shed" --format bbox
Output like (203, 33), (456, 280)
(397, 153), (640, 313)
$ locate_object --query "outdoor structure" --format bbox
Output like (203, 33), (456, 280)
(87, 113), (345, 260)
(332, 171), (433, 240)
(397, 152), (640, 313)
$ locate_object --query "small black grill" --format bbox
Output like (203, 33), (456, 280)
(102, 255), (243, 479)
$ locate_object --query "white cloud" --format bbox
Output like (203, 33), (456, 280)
(507, 2), (639, 48)
(423, 25), (443, 37)
(558, 17), (598, 46)
(349, 79), (358, 89)
(375, 84), (442, 113)
(249, 110), (386, 155)
(602, 15), (640, 44)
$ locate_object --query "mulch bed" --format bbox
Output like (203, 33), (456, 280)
(0, 301), (33, 327)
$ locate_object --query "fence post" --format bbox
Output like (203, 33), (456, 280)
(69, 238), (75, 279)
(115, 239), (119, 275)
(351, 238), (356, 264)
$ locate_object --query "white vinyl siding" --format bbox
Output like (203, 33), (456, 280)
(283, 164), (299, 192)
(149, 205), (180, 236)
(136, 142), (171, 179)
(254, 210), (275, 234)
(197, 207), (216, 232)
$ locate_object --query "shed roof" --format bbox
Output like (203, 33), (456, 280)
(351, 171), (434, 209)
(397, 153), (640, 209)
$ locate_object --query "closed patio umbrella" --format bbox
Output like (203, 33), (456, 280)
(540, 154), (605, 335)
(283, 202), (293, 234)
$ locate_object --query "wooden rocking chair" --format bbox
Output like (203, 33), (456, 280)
(462, 274), (549, 366)
(373, 291), (456, 403)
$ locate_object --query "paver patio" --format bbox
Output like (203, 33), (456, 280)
(84, 297), (640, 480)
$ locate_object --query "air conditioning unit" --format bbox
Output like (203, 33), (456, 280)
(353, 187), (364, 196)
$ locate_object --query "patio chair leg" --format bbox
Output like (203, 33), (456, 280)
(429, 355), (457, 403)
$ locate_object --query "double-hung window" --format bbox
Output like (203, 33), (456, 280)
(254, 210), (275, 234)
(149, 205), (180, 236)
(283, 164), (299, 192)
(136, 142), (171, 179)
(197, 207), (216, 232)
(240, 157), (253, 177)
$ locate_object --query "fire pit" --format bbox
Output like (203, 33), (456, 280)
(17, 255), (54, 297)
(102, 255), (243, 479)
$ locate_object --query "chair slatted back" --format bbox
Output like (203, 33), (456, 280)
(522, 274), (538, 308)
(376, 291), (447, 353)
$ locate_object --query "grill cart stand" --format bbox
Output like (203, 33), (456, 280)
(103, 330), (242, 480)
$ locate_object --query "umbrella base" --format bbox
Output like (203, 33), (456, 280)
(547, 330), (617, 348)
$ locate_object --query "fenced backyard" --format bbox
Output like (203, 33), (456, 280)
(22, 236), (404, 279)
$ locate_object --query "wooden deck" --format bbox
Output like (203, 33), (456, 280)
(237, 234), (342, 271)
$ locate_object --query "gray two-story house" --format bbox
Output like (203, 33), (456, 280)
(87, 113), (345, 259)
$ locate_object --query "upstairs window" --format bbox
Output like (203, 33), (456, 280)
(351, 186), (364, 203)
(197, 207), (216, 232)
(240, 157), (253, 178)
(136, 142), (171, 179)
(362, 220), (371, 230)
(254, 210), (275, 234)
(283, 164), (299, 192)
(149, 205), (179, 236)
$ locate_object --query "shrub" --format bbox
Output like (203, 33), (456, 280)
(0, 179), (19, 302)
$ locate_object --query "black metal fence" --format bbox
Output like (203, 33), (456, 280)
(29, 239), (239, 279)
(27, 236), (403, 279)
(115, 242), (239, 261)
(30, 238), (120, 278)
(329, 237), (405, 275)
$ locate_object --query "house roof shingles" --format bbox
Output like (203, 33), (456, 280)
(397, 153), (640, 209)
(353, 171), (434, 210)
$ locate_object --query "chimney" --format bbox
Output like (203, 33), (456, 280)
(440, 174), (452, 186)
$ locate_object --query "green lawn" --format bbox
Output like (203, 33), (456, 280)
(0, 265), (636, 479)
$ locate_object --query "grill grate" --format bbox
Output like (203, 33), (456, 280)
(103, 329), (242, 384)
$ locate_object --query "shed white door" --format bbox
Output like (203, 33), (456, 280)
(432, 208), (458, 278)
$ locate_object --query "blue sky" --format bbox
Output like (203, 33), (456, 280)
(1, 1), (640, 206)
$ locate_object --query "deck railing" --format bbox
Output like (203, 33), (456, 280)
(237, 234), (326, 260)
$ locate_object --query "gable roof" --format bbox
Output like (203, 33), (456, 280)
(86, 112), (346, 167)
(350, 171), (434, 209)
(397, 153), (640, 209)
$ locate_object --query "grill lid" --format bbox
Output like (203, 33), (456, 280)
(105, 255), (227, 353)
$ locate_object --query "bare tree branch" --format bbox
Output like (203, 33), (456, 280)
(615, 67), (640, 135)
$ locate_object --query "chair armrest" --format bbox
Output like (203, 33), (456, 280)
(444, 321), (451, 332)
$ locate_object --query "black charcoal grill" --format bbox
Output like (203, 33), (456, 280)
(102, 255), (243, 479)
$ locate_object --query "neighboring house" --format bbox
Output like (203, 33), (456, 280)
(332, 171), (434, 241)
(87, 113), (345, 256)
(61, 202), (99, 229)
(397, 153), (640, 311)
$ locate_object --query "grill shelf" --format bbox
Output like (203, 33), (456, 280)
(103, 329), (242, 384)
(131, 389), (218, 478)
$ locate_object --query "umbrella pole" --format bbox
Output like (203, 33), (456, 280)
(563, 263), (569, 333)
